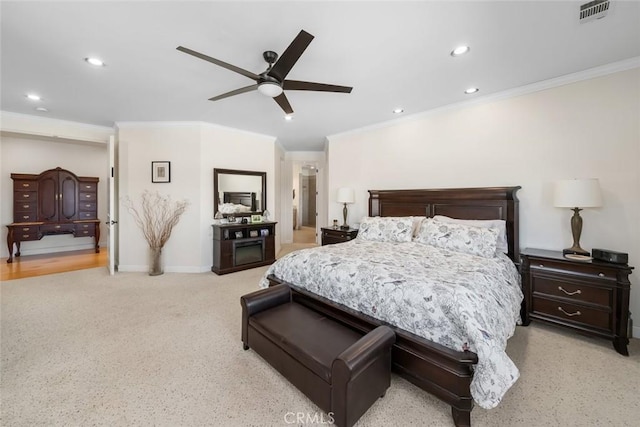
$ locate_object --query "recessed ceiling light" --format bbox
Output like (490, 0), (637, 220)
(451, 46), (470, 57)
(35, 107), (49, 112)
(84, 57), (105, 67)
(284, 115), (293, 121)
(464, 87), (479, 94)
(26, 93), (41, 101)
(393, 108), (404, 114)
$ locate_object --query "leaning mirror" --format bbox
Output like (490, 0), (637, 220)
(214, 168), (266, 217)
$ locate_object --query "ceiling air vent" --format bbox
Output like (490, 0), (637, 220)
(580, 0), (609, 23)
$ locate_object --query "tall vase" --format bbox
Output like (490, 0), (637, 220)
(149, 247), (164, 276)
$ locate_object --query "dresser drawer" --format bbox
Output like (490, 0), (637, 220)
(15, 201), (37, 212)
(532, 296), (612, 332)
(78, 211), (96, 220)
(531, 276), (611, 307)
(15, 191), (37, 201)
(40, 223), (75, 234)
(79, 202), (97, 212)
(79, 192), (97, 202)
(80, 182), (97, 192)
(17, 232), (39, 241)
(15, 212), (38, 222)
(530, 259), (617, 280)
(14, 180), (37, 191)
(76, 223), (95, 237)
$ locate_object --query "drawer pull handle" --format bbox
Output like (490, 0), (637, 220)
(23, 194), (29, 198)
(23, 205), (29, 208)
(538, 264), (544, 268)
(558, 286), (581, 296)
(598, 273), (605, 277)
(22, 215), (29, 219)
(22, 228), (30, 231)
(22, 234), (29, 238)
(558, 307), (581, 317)
(85, 185), (92, 189)
(22, 183), (29, 187)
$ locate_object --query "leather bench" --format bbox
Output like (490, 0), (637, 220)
(241, 284), (395, 427)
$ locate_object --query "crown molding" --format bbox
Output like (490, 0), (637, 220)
(328, 57), (640, 141)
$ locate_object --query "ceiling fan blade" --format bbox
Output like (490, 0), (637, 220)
(283, 80), (353, 93)
(177, 46), (260, 81)
(273, 93), (294, 115)
(209, 84), (258, 101)
(267, 30), (314, 81)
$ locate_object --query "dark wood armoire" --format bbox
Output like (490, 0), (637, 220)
(6, 167), (100, 263)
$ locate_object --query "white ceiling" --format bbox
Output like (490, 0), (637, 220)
(2, 1), (639, 151)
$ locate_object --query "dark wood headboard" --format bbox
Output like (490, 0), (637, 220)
(223, 191), (257, 211)
(369, 187), (521, 262)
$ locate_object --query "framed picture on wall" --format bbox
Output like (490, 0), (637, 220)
(152, 161), (171, 183)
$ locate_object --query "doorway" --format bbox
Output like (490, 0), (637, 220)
(294, 166), (317, 244)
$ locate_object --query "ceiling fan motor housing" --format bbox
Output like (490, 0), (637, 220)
(263, 50), (278, 65)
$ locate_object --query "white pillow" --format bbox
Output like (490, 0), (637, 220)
(357, 216), (414, 243)
(432, 215), (508, 254)
(414, 218), (500, 258)
(218, 203), (252, 214)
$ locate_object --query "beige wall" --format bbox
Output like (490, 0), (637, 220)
(327, 68), (640, 336)
(117, 122), (276, 273)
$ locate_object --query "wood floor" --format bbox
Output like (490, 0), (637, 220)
(1, 248), (107, 281)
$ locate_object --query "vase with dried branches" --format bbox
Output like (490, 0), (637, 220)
(123, 191), (189, 276)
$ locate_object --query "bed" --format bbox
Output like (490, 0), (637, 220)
(219, 191), (257, 214)
(262, 187), (522, 426)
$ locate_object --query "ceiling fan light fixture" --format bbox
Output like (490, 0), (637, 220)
(257, 82), (283, 98)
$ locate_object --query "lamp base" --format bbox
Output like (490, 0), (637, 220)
(562, 246), (590, 256)
(340, 225), (350, 230)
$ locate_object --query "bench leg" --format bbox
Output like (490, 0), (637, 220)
(243, 343), (249, 350)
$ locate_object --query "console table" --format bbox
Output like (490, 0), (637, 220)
(6, 167), (100, 263)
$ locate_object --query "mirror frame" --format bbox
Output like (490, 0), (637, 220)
(214, 168), (267, 217)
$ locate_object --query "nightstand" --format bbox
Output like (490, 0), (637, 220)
(521, 248), (633, 356)
(321, 227), (358, 246)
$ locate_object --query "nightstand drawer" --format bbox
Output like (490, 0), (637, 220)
(532, 296), (611, 332)
(531, 276), (611, 307)
(531, 259), (617, 280)
(322, 230), (353, 240)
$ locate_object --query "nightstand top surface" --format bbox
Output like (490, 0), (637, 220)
(522, 248), (632, 269)
(321, 226), (358, 232)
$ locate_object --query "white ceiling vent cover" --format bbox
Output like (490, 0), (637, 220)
(580, 0), (610, 23)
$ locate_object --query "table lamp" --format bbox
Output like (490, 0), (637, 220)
(553, 178), (602, 256)
(337, 187), (355, 230)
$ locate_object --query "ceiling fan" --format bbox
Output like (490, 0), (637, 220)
(177, 30), (352, 115)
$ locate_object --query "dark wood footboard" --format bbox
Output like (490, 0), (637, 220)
(267, 274), (477, 426)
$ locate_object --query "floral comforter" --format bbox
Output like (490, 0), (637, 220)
(259, 240), (523, 409)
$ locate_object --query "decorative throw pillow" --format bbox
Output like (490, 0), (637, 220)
(414, 218), (500, 258)
(356, 216), (414, 243)
(432, 215), (508, 254)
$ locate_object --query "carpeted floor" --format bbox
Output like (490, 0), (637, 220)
(1, 261), (639, 426)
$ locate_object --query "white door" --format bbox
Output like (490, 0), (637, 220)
(107, 135), (116, 275)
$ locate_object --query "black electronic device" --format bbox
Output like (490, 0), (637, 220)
(592, 248), (628, 264)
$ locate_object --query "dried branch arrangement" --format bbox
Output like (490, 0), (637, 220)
(122, 190), (189, 250)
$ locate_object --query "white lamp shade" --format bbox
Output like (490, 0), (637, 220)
(553, 178), (602, 208)
(337, 187), (355, 204)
